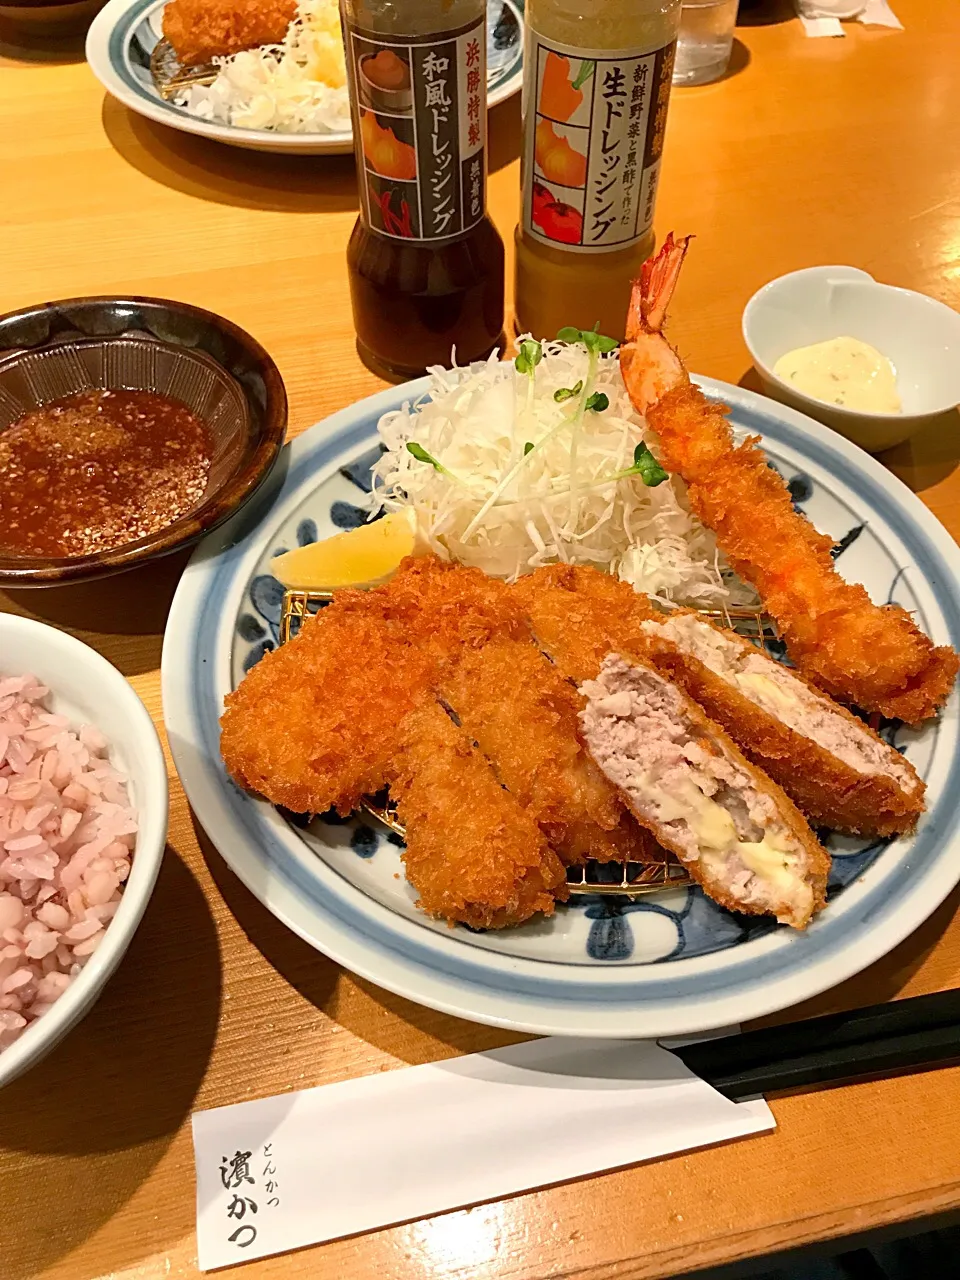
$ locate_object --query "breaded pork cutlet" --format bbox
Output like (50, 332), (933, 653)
(581, 655), (830, 929)
(440, 634), (658, 865)
(220, 556), (523, 816)
(512, 563), (657, 684)
(162, 0), (297, 66)
(515, 564), (924, 838)
(641, 612), (925, 837)
(392, 702), (568, 929)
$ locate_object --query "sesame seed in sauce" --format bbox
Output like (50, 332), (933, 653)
(0, 389), (213, 558)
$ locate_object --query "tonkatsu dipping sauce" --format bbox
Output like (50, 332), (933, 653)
(0, 389), (212, 558)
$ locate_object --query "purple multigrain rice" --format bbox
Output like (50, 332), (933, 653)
(0, 674), (137, 1049)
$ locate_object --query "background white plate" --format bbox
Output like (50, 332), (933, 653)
(87, 0), (524, 155)
(162, 375), (960, 1037)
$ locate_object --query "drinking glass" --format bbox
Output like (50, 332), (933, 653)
(673, 0), (739, 86)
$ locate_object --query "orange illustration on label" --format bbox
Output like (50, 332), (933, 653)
(360, 110), (417, 180)
(538, 52), (596, 123)
(535, 119), (588, 188)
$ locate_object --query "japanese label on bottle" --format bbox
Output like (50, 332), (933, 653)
(345, 16), (487, 242)
(521, 34), (676, 253)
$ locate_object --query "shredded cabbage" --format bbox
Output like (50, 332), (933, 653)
(174, 0), (350, 135)
(371, 338), (757, 609)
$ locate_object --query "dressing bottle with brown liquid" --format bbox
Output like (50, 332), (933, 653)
(341, 0), (505, 379)
(515, 0), (681, 341)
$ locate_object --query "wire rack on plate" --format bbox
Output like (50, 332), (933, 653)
(278, 588), (778, 898)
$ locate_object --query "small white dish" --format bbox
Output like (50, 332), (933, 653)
(742, 265), (960, 452)
(0, 617), (168, 1088)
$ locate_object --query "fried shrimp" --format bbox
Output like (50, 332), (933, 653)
(393, 701), (567, 930)
(619, 234), (959, 723)
(162, 0), (297, 66)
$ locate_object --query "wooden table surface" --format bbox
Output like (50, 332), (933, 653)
(3, 3), (960, 1278)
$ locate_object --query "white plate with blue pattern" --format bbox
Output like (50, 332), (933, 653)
(162, 375), (960, 1037)
(86, 0), (524, 155)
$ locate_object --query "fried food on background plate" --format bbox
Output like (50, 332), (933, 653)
(441, 634), (658, 866)
(392, 701), (568, 929)
(580, 654), (830, 930)
(162, 0), (298, 66)
(220, 557), (523, 816)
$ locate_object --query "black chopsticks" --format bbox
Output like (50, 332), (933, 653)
(670, 989), (960, 1100)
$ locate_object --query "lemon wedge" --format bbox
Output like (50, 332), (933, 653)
(271, 508), (420, 591)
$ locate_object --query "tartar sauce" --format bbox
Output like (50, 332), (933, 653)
(774, 336), (901, 414)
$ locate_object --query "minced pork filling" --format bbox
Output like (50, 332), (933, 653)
(642, 615), (917, 789)
(580, 654), (813, 922)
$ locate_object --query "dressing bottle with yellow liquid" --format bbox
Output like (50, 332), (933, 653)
(515, 0), (682, 341)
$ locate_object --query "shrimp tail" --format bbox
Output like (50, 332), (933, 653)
(621, 231), (693, 412)
(636, 231), (693, 334)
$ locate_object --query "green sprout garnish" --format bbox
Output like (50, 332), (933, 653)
(556, 325), (620, 355)
(515, 339), (543, 376)
(406, 442), (451, 475)
(585, 392), (609, 413)
(554, 380), (584, 403)
(626, 442), (668, 487)
(523, 441), (535, 456)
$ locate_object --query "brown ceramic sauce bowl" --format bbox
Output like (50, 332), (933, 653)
(0, 0), (104, 36)
(0, 296), (287, 587)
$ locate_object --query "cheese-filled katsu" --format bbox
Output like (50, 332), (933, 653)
(641, 611), (925, 836)
(515, 564), (924, 838)
(580, 654), (830, 929)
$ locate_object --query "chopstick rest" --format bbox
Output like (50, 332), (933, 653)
(191, 1037), (773, 1270)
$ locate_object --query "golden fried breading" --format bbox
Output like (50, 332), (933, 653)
(646, 384), (959, 723)
(366, 555), (528, 655)
(162, 0), (297, 66)
(393, 701), (568, 929)
(511, 563), (657, 683)
(220, 594), (431, 816)
(220, 556), (522, 816)
(441, 634), (655, 865)
(644, 614), (925, 837)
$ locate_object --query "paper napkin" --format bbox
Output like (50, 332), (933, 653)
(794, 0), (902, 37)
(192, 1036), (774, 1270)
